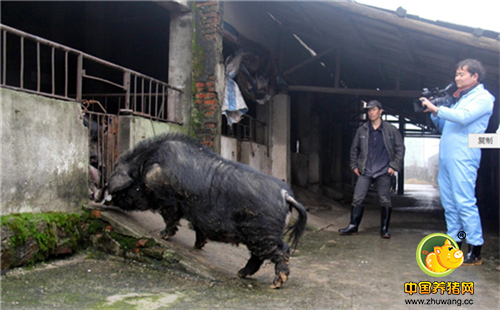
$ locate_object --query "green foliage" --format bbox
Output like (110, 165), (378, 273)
(87, 218), (107, 235)
(108, 231), (137, 250)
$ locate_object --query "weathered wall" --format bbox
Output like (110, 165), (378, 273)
(220, 136), (271, 175)
(129, 117), (187, 148)
(221, 94), (290, 182)
(117, 114), (188, 156)
(220, 136), (238, 161)
(240, 141), (271, 175)
(1, 89), (88, 215)
(220, 94), (290, 182)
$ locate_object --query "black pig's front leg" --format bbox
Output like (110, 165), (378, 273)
(158, 207), (182, 240)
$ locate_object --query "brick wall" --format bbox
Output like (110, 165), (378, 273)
(194, 77), (218, 149)
(192, 1), (223, 150)
(197, 1), (220, 42)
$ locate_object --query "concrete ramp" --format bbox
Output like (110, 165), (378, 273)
(88, 186), (342, 284)
(97, 208), (276, 282)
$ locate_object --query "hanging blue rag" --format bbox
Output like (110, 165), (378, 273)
(222, 53), (248, 125)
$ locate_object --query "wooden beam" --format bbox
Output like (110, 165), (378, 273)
(327, 2), (500, 53)
(281, 28), (450, 80)
(282, 45), (337, 75)
(287, 85), (422, 97)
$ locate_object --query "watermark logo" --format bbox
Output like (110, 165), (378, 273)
(416, 233), (464, 277)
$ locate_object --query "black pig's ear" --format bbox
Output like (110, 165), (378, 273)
(108, 171), (134, 194)
(145, 163), (164, 191)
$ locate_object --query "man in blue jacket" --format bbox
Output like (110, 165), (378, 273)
(339, 100), (405, 238)
(421, 59), (494, 266)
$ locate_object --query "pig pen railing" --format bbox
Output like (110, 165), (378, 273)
(222, 114), (267, 145)
(0, 23), (183, 123)
(83, 109), (118, 199)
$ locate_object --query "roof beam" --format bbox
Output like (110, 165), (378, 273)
(328, 2), (500, 53)
(286, 85), (422, 97)
(282, 46), (337, 75)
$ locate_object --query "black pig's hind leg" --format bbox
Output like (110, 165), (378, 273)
(269, 242), (291, 289)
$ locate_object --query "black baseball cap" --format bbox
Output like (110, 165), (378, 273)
(364, 100), (383, 110)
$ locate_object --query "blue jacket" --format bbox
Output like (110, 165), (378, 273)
(431, 84), (494, 163)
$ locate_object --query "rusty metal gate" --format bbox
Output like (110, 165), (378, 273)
(82, 100), (118, 200)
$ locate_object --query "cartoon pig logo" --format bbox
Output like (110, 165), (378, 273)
(425, 239), (464, 273)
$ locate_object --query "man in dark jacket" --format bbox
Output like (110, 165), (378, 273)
(339, 100), (405, 238)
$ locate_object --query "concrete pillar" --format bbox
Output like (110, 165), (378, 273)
(271, 94), (291, 183)
(168, 11), (193, 125)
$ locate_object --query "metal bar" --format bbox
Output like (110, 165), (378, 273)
(51, 47), (55, 94)
(76, 54), (83, 101)
(37, 42), (40, 92)
(158, 86), (165, 119)
(138, 77), (142, 113)
(134, 74), (138, 111)
(148, 79), (152, 114)
(20, 36), (24, 88)
(64, 51), (68, 97)
(140, 79), (144, 112)
(155, 82), (159, 118)
(83, 73), (125, 89)
(1, 85), (73, 101)
(162, 85), (166, 119)
(2, 30), (6, 85)
(79, 92), (166, 97)
(96, 114), (102, 174)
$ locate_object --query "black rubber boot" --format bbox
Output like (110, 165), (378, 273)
(380, 207), (392, 239)
(463, 245), (483, 266)
(339, 205), (364, 235)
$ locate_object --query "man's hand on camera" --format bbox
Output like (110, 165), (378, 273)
(420, 97), (438, 116)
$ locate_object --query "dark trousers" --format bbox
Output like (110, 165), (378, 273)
(352, 173), (392, 208)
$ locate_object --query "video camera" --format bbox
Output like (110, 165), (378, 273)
(413, 83), (456, 112)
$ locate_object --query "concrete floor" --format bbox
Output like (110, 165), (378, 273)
(1, 184), (499, 309)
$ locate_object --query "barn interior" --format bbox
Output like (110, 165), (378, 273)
(222, 1), (499, 226)
(2, 1), (499, 225)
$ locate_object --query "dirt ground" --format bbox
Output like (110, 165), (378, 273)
(1, 185), (499, 309)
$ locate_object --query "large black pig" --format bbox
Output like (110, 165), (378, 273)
(104, 133), (307, 289)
